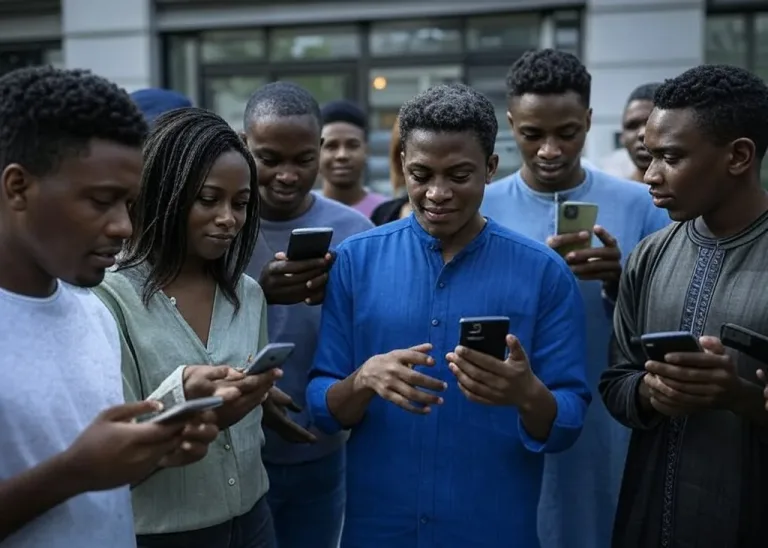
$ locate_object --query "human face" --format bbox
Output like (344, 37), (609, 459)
(402, 130), (497, 248)
(0, 139), (141, 295)
(507, 91), (591, 191)
(244, 114), (319, 221)
(621, 99), (654, 172)
(187, 150), (252, 262)
(643, 107), (746, 223)
(320, 122), (367, 189)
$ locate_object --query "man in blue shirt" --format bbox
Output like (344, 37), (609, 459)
(307, 83), (591, 548)
(481, 49), (670, 548)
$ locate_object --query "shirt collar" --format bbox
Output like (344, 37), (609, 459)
(513, 167), (595, 203)
(407, 212), (492, 258)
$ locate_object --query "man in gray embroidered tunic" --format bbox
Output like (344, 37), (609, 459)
(599, 65), (768, 548)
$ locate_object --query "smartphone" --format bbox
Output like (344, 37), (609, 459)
(459, 316), (510, 361)
(145, 396), (224, 424)
(244, 342), (296, 375)
(640, 331), (703, 362)
(286, 227), (333, 261)
(555, 201), (599, 255)
(720, 323), (768, 360)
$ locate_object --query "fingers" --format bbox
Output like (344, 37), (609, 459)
(101, 400), (162, 422)
(180, 422), (220, 445)
(506, 334), (527, 363)
(644, 360), (716, 383)
(546, 232), (590, 248)
(409, 343), (433, 353)
(699, 336), (726, 355)
(593, 225), (618, 248)
(449, 363), (503, 403)
(267, 386), (293, 406)
(238, 368), (282, 393)
(457, 382), (497, 406)
(401, 368), (447, 393)
(200, 365), (234, 382)
(212, 385), (242, 401)
(268, 257), (329, 276)
(384, 385), (436, 415)
(393, 349), (435, 367)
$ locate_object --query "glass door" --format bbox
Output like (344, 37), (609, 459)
(204, 75), (268, 129)
(274, 71), (355, 106)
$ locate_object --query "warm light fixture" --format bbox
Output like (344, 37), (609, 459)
(372, 76), (387, 90)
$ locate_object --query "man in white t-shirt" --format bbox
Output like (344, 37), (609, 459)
(0, 67), (221, 547)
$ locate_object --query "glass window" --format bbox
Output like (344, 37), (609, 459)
(206, 75), (267, 129)
(466, 14), (540, 52)
(200, 30), (265, 64)
(43, 47), (64, 69)
(754, 14), (768, 76)
(705, 15), (748, 67)
(278, 73), (352, 106)
(467, 66), (521, 180)
(367, 65), (462, 194)
(166, 35), (200, 106)
(370, 20), (462, 57)
(270, 26), (360, 61)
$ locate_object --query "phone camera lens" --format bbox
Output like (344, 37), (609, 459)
(564, 205), (578, 220)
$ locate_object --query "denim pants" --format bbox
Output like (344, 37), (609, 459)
(266, 448), (346, 548)
(136, 495), (277, 548)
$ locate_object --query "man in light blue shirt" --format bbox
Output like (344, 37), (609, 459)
(307, 83), (591, 548)
(482, 49), (670, 548)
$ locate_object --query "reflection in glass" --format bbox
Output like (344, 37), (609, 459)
(270, 26), (360, 61)
(200, 30), (265, 64)
(705, 15), (747, 67)
(466, 14), (540, 52)
(207, 76), (267, 129)
(166, 35), (200, 106)
(370, 20), (462, 57)
(279, 74), (350, 106)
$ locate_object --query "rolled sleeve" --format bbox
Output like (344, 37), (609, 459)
(520, 258), (591, 454)
(147, 365), (187, 407)
(306, 376), (344, 435)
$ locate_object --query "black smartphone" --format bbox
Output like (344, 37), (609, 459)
(286, 227), (333, 261)
(458, 316), (510, 360)
(720, 323), (768, 361)
(640, 331), (703, 362)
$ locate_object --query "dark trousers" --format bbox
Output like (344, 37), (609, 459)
(136, 495), (277, 548)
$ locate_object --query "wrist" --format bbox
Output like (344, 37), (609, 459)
(351, 362), (375, 396)
(517, 373), (548, 413)
(53, 449), (92, 496)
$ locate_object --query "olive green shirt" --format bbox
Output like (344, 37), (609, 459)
(94, 266), (269, 535)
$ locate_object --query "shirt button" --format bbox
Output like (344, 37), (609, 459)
(438, 282), (445, 288)
(228, 478), (236, 486)
(224, 444), (231, 451)
(431, 319), (439, 326)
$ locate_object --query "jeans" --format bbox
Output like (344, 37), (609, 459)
(136, 495), (277, 548)
(266, 448), (346, 548)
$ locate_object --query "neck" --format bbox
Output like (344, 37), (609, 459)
(260, 193), (314, 222)
(0, 234), (57, 297)
(322, 180), (367, 207)
(520, 164), (585, 193)
(439, 213), (487, 262)
(701, 183), (768, 238)
(160, 254), (213, 291)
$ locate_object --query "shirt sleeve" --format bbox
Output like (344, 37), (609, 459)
(518, 258), (591, 453)
(306, 246), (356, 435)
(598, 242), (664, 430)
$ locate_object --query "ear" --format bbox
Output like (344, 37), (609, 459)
(400, 150), (406, 173)
(728, 137), (755, 177)
(486, 154), (500, 184)
(585, 107), (593, 134)
(1, 163), (33, 212)
(506, 110), (514, 131)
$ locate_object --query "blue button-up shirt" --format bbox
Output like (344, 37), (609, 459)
(307, 215), (590, 548)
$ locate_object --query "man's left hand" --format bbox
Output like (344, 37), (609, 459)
(643, 336), (742, 411)
(262, 387), (318, 444)
(446, 334), (536, 407)
(547, 225), (622, 293)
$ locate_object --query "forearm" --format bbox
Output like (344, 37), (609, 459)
(0, 452), (84, 540)
(325, 369), (376, 429)
(518, 376), (557, 441)
(599, 368), (662, 430)
(728, 380), (768, 427)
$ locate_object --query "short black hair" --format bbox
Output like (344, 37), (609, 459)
(121, 107), (260, 312)
(243, 81), (321, 128)
(626, 82), (661, 107)
(398, 83), (498, 158)
(654, 65), (768, 159)
(321, 99), (367, 133)
(506, 49), (591, 107)
(0, 66), (147, 177)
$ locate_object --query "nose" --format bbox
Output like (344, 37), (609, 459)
(275, 170), (299, 185)
(643, 159), (662, 186)
(215, 204), (236, 229)
(637, 124), (646, 144)
(106, 204), (133, 240)
(425, 180), (452, 203)
(334, 146), (350, 160)
(537, 139), (562, 161)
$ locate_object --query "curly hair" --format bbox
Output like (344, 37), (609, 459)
(654, 65), (768, 159)
(121, 107), (260, 312)
(506, 49), (591, 107)
(243, 81), (321, 127)
(0, 66), (147, 177)
(398, 83), (498, 159)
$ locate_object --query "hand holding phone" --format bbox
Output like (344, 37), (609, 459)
(458, 316), (510, 360)
(552, 202), (599, 256)
(144, 396), (224, 424)
(721, 323), (768, 385)
(640, 331), (703, 362)
(244, 343), (296, 375)
(286, 227), (333, 261)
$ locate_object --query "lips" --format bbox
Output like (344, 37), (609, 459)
(269, 186), (300, 203)
(90, 248), (121, 269)
(207, 234), (234, 241)
(423, 208), (458, 223)
(649, 191), (674, 208)
(536, 163), (566, 176)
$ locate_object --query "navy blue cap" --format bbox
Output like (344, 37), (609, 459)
(130, 88), (192, 124)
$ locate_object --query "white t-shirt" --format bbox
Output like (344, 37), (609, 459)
(0, 282), (135, 547)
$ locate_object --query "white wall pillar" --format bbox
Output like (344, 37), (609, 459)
(583, 0), (706, 161)
(62, 0), (157, 92)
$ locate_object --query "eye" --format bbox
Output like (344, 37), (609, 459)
(233, 200), (250, 210)
(410, 172), (430, 184)
(451, 173), (471, 183)
(663, 156), (679, 165)
(257, 156), (279, 167)
(560, 132), (578, 140)
(198, 196), (217, 206)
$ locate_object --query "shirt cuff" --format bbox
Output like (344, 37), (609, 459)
(517, 389), (585, 454)
(306, 376), (344, 435)
(147, 365), (187, 408)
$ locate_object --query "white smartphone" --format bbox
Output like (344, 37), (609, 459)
(244, 342), (296, 375)
(146, 396), (224, 424)
(286, 227), (333, 261)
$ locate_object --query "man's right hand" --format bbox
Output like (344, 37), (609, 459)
(214, 368), (283, 429)
(183, 365), (243, 401)
(61, 400), (187, 492)
(354, 343), (447, 414)
(259, 252), (334, 306)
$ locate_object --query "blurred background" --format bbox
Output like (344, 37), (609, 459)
(0, 0), (765, 193)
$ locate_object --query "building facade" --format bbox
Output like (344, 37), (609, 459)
(0, 0), (762, 191)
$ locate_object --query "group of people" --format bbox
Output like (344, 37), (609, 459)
(1, 47), (767, 548)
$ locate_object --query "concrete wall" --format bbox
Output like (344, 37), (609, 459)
(583, 0), (705, 161)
